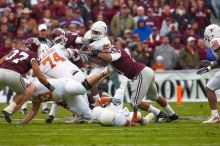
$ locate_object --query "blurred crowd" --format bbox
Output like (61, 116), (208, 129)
(0, 0), (220, 71)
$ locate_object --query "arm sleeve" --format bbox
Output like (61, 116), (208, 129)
(110, 52), (121, 61)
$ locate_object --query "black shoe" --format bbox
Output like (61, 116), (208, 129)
(168, 114), (179, 122)
(2, 110), (11, 123)
(45, 115), (54, 123)
(41, 108), (50, 114)
(156, 111), (168, 123)
(20, 108), (28, 115)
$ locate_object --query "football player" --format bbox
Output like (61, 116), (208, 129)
(85, 21), (178, 124)
(197, 24), (220, 123)
(1, 37), (55, 123)
(15, 66), (114, 124)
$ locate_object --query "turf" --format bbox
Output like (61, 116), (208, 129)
(0, 102), (220, 146)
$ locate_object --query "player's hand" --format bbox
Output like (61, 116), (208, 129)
(197, 67), (210, 75)
(111, 98), (121, 106)
(80, 53), (90, 64)
(82, 38), (91, 45)
(200, 60), (211, 67)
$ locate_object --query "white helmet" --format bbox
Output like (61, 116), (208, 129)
(91, 21), (107, 40)
(99, 109), (115, 126)
(113, 113), (127, 126)
(204, 24), (220, 48)
(84, 30), (92, 40)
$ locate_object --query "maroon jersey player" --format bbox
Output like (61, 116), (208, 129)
(51, 28), (85, 68)
(88, 21), (178, 124)
(1, 37), (55, 123)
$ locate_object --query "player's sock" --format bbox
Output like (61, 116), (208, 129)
(147, 105), (160, 116)
(21, 102), (27, 110)
(211, 109), (219, 117)
(49, 103), (59, 116)
(163, 104), (175, 116)
(93, 94), (100, 100)
(42, 102), (48, 110)
(4, 101), (17, 114)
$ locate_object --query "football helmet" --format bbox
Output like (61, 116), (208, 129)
(25, 37), (40, 52)
(91, 21), (107, 40)
(99, 109), (115, 126)
(204, 24), (220, 48)
(51, 28), (68, 46)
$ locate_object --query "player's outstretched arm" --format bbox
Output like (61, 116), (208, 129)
(19, 101), (40, 125)
(31, 60), (55, 91)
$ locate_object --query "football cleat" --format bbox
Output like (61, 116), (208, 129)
(20, 108), (28, 115)
(45, 115), (54, 123)
(65, 115), (85, 124)
(2, 110), (12, 123)
(167, 114), (179, 122)
(156, 111), (169, 123)
(203, 116), (220, 124)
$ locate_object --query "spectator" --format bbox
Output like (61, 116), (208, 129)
(39, 10), (53, 27)
(50, 0), (66, 19)
(178, 36), (200, 69)
(171, 34), (184, 54)
(160, 17), (178, 36)
(182, 24), (200, 44)
(37, 24), (52, 47)
(146, 26), (161, 53)
(132, 18), (152, 42)
(166, 23), (181, 44)
(110, 4), (135, 37)
(59, 7), (77, 28)
(154, 36), (177, 70)
(131, 42), (152, 66)
(196, 38), (208, 60)
(146, 8), (161, 29)
(68, 23), (78, 33)
(20, 8), (38, 33)
(92, 0), (114, 24)
(191, 0), (211, 37)
(0, 23), (13, 46)
(78, 0), (92, 22)
(122, 29), (133, 45)
(133, 6), (148, 25)
(152, 55), (165, 71)
(0, 37), (12, 58)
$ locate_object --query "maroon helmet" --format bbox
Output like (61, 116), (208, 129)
(25, 37), (40, 52)
(51, 28), (67, 46)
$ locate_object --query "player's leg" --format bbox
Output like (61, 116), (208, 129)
(41, 102), (50, 114)
(203, 71), (220, 123)
(45, 103), (59, 123)
(130, 67), (155, 124)
(20, 101), (28, 114)
(146, 74), (178, 121)
(65, 94), (92, 121)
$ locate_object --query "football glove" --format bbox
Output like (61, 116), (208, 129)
(197, 66), (211, 75)
(111, 98), (121, 106)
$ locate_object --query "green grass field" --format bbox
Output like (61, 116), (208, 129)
(0, 102), (220, 146)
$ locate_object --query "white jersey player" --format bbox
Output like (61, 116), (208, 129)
(39, 43), (85, 81)
(197, 24), (220, 123)
(15, 66), (114, 124)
